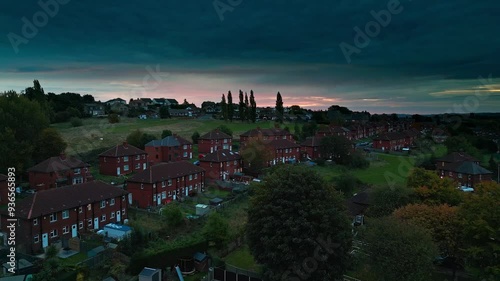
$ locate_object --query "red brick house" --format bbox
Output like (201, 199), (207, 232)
(0, 174), (8, 205)
(316, 126), (352, 140)
(28, 154), (92, 190)
(267, 139), (301, 166)
(199, 149), (242, 181)
(372, 130), (418, 151)
(0, 181), (128, 254)
(301, 137), (323, 160)
(99, 142), (148, 176)
(198, 129), (232, 154)
(438, 161), (492, 188)
(126, 161), (205, 208)
(239, 127), (293, 150)
(145, 134), (193, 165)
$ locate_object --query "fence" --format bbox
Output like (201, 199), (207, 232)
(75, 248), (112, 268)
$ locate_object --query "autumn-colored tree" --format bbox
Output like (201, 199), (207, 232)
(459, 181), (500, 280)
(393, 203), (463, 279)
(407, 168), (463, 206)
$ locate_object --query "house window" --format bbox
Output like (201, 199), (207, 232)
(63, 226), (69, 234)
(168, 179), (172, 186)
(33, 218), (38, 225)
(50, 229), (58, 238)
(458, 173), (462, 178)
(162, 191), (166, 199)
(79, 221), (83, 229)
(183, 145), (187, 149)
(124, 156), (129, 162)
(135, 163), (140, 169)
(122, 208), (126, 216)
(210, 162), (213, 167)
(122, 195), (125, 201)
(101, 215), (106, 222)
(195, 174), (198, 179)
(74, 168), (81, 175)
(110, 198), (115, 206)
(87, 204), (92, 211)
(50, 213), (57, 222)
(34, 235), (39, 243)
(111, 212), (115, 219)
(162, 181), (166, 187)
(88, 219), (92, 227)
(136, 155), (141, 160)
(104, 157), (106, 162)
(124, 165), (129, 171)
(79, 206), (83, 213)
(183, 152), (188, 157)
(62, 210), (69, 219)
(189, 175), (193, 181)
(73, 177), (84, 184)
(100, 200), (106, 208)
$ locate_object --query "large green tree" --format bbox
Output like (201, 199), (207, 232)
(247, 165), (352, 281)
(220, 94), (228, 121)
(227, 91), (234, 122)
(275, 92), (284, 123)
(0, 91), (50, 174)
(238, 90), (245, 121)
(244, 92), (250, 122)
(459, 182), (500, 280)
(368, 185), (414, 217)
(319, 135), (353, 165)
(249, 90), (257, 123)
(32, 128), (68, 163)
(407, 168), (463, 206)
(365, 217), (438, 281)
(240, 139), (272, 175)
(126, 130), (156, 149)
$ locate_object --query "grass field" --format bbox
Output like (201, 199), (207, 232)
(310, 153), (415, 187)
(53, 117), (283, 155)
(224, 245), (261, 272)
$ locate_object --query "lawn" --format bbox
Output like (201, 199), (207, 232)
(59, 252), (88, 267)
(224, 245), (261, 273)
(54, 117), (286, 155)
(310, 153), (415, 187)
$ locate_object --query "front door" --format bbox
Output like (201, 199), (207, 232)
(117, 167), (121, 175)
(157, 194), (161, 205)
(93, 218), (99, 229)
(42, 233), (49, 248)
(71, 224), (77, 237)
(143, 163), (146, 170)
(116, 211), (121, 222)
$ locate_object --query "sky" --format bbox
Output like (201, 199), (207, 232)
(1, 0), (500, 114)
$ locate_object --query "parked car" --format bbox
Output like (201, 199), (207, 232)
(354, 215), (364, 226)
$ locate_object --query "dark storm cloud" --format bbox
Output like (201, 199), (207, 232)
(1, 0), (499, 113)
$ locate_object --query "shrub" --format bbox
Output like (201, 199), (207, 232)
(108, 114), (120, 123)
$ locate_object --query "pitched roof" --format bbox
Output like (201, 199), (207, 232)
(166, 99), (178, 104)
(441, 161), (492, 175)
(173, 134), (192, 145)
(145, 136), (180, 147)
(199, 149), (241, 162)
(199, 129), (231, 140)
(127, 161), (205, 183)
(11, 181), (127, 219)
(28, 156), (90, 173)
(0, 174), (7, 182)
(436, 152), (478, 163)
(240, 128), (291, 137)
(301, 136), (322, 147)
(267, 139), (301, 149)
(99, 142), (147, 157)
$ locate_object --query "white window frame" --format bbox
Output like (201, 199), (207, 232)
(123, 156), (129, 162)
(62, 210), (69, 219)
(79, 221), (84, 229)
(63, 226), (69, 234)
(50, 213), (57, 222)
(100, 200), (106, 208)
(50, 229), (58, 238)
(101, 215), (106, 222)
(110, 198), (115, 206)
(111, 212), (115, 219)
(34, 235), (39, 243)
(124, 164), (129, 171)
(33, 218), (38, 225)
